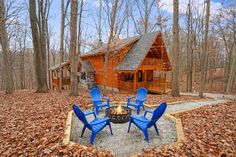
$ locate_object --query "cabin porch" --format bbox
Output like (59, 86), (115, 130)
(117, 69), (171, 94)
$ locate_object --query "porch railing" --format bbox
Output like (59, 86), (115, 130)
(119, 80), (171, 92)
(119, 81), (134, 91)
(142, 58), (162, 66)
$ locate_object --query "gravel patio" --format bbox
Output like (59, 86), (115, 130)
(70, 98), (229, 157)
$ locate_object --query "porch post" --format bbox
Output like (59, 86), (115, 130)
(144, 70), (147, 82)
(133, 72), (137, 92)
(164, 71), (167, 93)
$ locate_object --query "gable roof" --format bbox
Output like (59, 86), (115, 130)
(49, 61), (70, 71)
(116, 31), (159, 71)
(80, 36), (139, 57)
(80, 60), (95, 72)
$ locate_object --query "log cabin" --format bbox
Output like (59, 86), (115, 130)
(81, 31), (171, 93)
(49, 31), (172, 93)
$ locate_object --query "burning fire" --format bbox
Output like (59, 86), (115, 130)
(112, 105), (127, 115)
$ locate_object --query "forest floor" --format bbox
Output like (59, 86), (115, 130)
(0, 90), (235, 156)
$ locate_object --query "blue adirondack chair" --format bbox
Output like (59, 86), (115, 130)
(127, 102), (167, 143)
(90, 88), (110, 115)
(72, 105), (113, 144)
(127, 87), (147, 114)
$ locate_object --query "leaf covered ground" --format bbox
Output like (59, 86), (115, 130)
(0, 90), (235, 156)
(137, 102), (236, 157)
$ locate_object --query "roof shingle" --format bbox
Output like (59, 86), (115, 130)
(116, 31), (159, 71)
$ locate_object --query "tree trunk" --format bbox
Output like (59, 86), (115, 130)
(199, 0), (210, 97)
(226, 42), (236, 93)
(59, 0), (65, 91)
(77, 0), (84, 56)
(171, 0), (180, 97)
(46, 21), (51, 89)
(144, 0), (148, 33)
(103, 0), (119, 93)
(20, 47), (26, 89)
(186, 1), (193, 92)
(29, 0), (48, 93)
(0, 0), (14, 94)
(98, 0), (102, 45)
(70, 0), (78, 96)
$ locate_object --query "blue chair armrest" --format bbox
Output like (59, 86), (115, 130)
(144, 109), (153, 117)
(91, 99), (102, 102)
(127, 96), (136, 104)
(131, 116), (149, 123)
(103, 97), (110, 103)
(85, 111), (97, 118)
(90, 117), (110, 125)
(128, 96), (136, 100)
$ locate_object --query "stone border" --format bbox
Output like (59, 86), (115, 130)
(164, 114), (185, 144)
(62, 110), (76, 145)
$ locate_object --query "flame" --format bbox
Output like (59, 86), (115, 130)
(111, 105), (127, 115)
(116, 105), (123, 114)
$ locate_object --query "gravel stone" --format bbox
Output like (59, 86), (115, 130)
(71, 109), (176, 157)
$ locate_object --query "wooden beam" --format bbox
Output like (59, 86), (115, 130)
(59, 68), (62, 91)
(144, 70), (147, 82)
(133, 72), (137, 92)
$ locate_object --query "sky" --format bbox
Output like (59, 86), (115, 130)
(47, 0), (228, 42)
(11, 0), (235, 52)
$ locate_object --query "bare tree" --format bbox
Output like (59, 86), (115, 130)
(17, 22), (28, 89)
(60, 0), (70, 63)
(226, 41), (236, 93)
(171, 0), (180, 96)
(0, 0), (14, 94)
(186, 0), (193, 92)
(70, 0), (78, 96)
(77, 0), (84, 56)
(130, 0), (156, 35)
(103, 0), (119, 93)
(214, 4), (236, 92)
(199, 0), (210, 97)
(93, 0), (103, 46)
(29, 0), (48, 92)
(58, 0), (70, 91)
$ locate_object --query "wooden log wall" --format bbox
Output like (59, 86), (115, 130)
(82, 43), (134, 88)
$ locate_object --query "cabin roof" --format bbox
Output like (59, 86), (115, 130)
(80, 36), (140, 57)
(80, 60), (95, 72)
(116, 31), (159, 71)
(49, 61), (70, 71)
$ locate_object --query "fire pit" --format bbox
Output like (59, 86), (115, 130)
(105, 105), (132, 123)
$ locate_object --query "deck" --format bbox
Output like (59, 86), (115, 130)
(119, 80), (171, 94)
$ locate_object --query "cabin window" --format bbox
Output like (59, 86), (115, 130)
(125, 73), (133, 81)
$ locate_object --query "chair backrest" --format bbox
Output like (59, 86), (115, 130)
(90, 88), (102, 101)
(147, 102), (167, 128)
(72, 105), (92, 130)
(136, 87), (147, 102)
